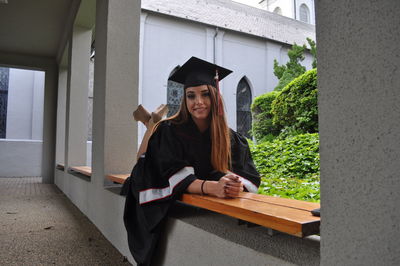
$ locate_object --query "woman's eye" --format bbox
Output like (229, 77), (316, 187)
(202, 92), (210, 97)
(186, 94), (195, 99)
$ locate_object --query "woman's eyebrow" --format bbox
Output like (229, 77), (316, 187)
(200, 89), (209, 93)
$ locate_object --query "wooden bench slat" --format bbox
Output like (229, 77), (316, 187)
(183, 194), (319, 223)
(56, 163), (65, 171)
(182, 193), (320, 237)
(69, 166), (92, 177)
(107, 174), (130, 184)
(238, 192), (319, 211)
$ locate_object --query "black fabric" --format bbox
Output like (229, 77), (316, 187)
(122, 118), (260, 265)
(230, 130), (260, 190)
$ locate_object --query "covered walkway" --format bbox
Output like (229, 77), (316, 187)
(0, 177), (131, 265)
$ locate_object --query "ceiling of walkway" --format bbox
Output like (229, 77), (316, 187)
(0, 0), (95, 62)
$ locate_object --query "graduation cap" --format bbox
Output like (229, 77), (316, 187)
(169, 56), (232, 89)
(169, 57), (233, 115)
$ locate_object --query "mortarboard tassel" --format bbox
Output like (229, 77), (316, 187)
(215, 70), (223, 116)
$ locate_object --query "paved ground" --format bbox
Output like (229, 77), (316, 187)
(0, 177), (131, 266)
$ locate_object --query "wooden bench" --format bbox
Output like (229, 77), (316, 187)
(106, 173), (320, 238)
(61, 165), (321, 237)
(56, 163), (65, 171)
(68, 166), (92, 177)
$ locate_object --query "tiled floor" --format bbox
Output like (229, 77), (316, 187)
(0, 177), (131, 266)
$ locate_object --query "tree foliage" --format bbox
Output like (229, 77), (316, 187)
(306, 37), (317, 69)
(273, 38), (317, 91)
(272, 69), (318, 136)
(273, 43), (307, 91)
(250, 91), (281, 142)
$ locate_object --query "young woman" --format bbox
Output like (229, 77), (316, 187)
(122, 57), (260, 265)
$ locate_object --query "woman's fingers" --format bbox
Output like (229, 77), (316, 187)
(217, 175), (244, 198)
(224, 182), (243, 197)
(225, 174), (240, 182)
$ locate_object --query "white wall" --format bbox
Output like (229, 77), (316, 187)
(261, 0), (315, 25)
(6, 68), (44, 140)
(0, 139), (42, 176)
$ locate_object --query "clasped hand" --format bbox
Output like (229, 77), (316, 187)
(214, 173), (244, 198)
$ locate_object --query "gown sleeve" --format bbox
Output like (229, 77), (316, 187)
(229, 130), (261, 193)
(121, 121), (197, 265)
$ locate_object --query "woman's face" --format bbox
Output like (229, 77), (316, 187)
(185, 85), (211, 122)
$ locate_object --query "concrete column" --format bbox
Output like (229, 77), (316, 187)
(55, 67), (68, 165)
(41, 64), (58, 183)
(137, 12), (148, 144)
(64, 26), (91, 168)
(317, 1), (400, 265)
(92, 0), (139, 186)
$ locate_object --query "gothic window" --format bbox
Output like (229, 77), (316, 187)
(273, 7), (282, 15)
(0, 67), (9, 138)
(167, 67), (184, 117)
(236, 77), (252, 138)
(299, 4), (310, 23)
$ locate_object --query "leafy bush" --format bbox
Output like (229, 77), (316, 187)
(249, 133), (320, 202)
(250, 91), (281, 142)
(271, 68), (318, 136)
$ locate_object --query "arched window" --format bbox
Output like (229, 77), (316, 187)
(236, 77), (252, 138)
(167, 66), (184, 117)
(299, 4), (310, 23)
(273, 6), (282, 15)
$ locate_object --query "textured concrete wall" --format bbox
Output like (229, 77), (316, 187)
(0, 139), (42, 177)
(156, 204), (320, 266)
(317, 1), (400, 265)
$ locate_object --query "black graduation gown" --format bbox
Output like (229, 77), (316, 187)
(122, 118), (260, 265)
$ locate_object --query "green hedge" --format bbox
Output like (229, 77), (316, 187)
(250, 91), (281, 142)
(249, 133), (320, 202)
(272, 68), (318, 136)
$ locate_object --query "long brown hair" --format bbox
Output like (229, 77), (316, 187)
(160, 85), (231, 173)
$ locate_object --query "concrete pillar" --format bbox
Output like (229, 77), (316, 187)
(55, 67), (68, 165)
(92, 0), (139, 187)
(137, 12), (148, 144)
(317, 1), (400, 265)
(64, 26), (91, 168)
(41, 64), (58, 183)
